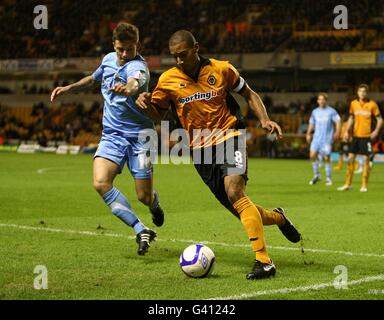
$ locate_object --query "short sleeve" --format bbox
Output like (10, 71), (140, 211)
(371, 102), (381, 117)
(126, 62), (148, 88)
(92, 64), (103, 82)
(225, 63), (245, 93)
(332, 110), (341, 123)
(349, 102), (355, 115)
(309, 112), (315, 125)
(151, 77), (171, 110)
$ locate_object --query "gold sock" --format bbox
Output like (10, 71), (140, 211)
(346, 160), (355, 186)
(362, 161), (370, 188)
(255, 205), (285, 226)
(233, 197), (270, 263)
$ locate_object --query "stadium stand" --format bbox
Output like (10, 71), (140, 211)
(0, 102), (102, 146)
(1, 0), (383, 157)
(2, 0), (384, 58)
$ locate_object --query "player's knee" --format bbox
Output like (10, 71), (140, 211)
(93, 180), (111, 196)
(137, 190), (152, 206)
(227, 184), (245, 204)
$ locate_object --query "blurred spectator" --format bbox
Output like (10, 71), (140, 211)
(2, 0), (384, 59)
(0, 101), (102, 146)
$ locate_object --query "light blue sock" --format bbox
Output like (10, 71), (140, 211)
(312, 161), (320, 177)
(325, 163), (332, 179)
(102, 187), (145, 234)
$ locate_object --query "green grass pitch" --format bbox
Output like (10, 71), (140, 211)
(0, 152), (383, 300)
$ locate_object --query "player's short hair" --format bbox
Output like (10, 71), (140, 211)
(169, 30), (197, 48)
(112, 22), (139, 43)
(357, 83), (369, 91)
(318, 92), (328, 100)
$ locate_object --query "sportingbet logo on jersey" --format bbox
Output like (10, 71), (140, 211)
(178, 90), (223, 105)
(354, 110), (371, 116)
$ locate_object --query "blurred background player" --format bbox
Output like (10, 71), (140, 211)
(306, 93), (341, 186)
(338, 84), (383, 192)
(136, 30), (301, 280)
(337, 113), (365, 173)
(51, 23), (164, 255)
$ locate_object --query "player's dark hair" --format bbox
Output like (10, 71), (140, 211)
(357, 83), (369, 91)
(318, 92), (328, 100)
(169, 30), (197, 48)
(112, 22), (139, 43)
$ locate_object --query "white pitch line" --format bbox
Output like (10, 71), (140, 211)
(36, 166), (86, 174)
(0, 223), (383, 259)
(0, 223), (133, 239)
(268, 245), (384, 259)
(37, 167), (63, 174)
(207, 274), (384, 300)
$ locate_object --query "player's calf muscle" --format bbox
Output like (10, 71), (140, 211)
(136, 189), (152, 205)
(225, 177), (246, 204)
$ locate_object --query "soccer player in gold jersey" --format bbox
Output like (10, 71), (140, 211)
(338, 84), (383, 192)
(136, 30), (301, 280)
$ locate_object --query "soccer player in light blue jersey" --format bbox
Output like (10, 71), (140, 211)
(51, 23), (164, 255)
(306, 93), (341, 186)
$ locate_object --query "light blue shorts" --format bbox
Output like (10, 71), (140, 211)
(310, 139), (332, 156)
(94, 133), (153, 179)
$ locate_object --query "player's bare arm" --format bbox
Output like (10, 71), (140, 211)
(240, 85), (283, 139)
(110, 77), (139, 96)
(136, 92), (167, 121)
(334, 119), (341, 141)
(50, 75), (96, 102)
(371, 115), (383, 140)
(306, 123), (315, 144)
(344, 114), (354, 141)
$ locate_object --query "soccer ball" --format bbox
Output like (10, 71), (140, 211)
(180, 244), (215, 278)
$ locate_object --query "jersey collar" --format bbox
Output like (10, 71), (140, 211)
(117, 54), (144, 67)
(178, 55), (211, 82)
(199, 55), (211, 67)
(359, 98), (370, 104)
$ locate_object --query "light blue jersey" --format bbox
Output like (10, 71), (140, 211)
(309, 106), (340, 155)
(310, 106), (340, 144)
(92, 52), (154, 137)
(93, 52), (154, 178)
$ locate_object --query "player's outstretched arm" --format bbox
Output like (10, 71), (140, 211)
(110, 78), (139, 97)
(50, 75), (96, 102)
(240, 85), (283, 139)
(136, 92), (167, 121)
